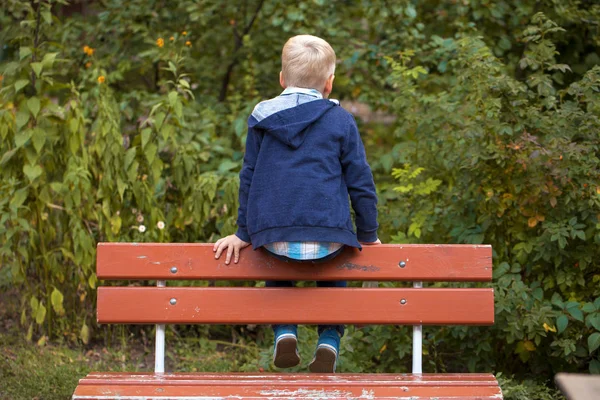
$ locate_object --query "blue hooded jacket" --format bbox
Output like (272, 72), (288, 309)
(235, 97), (378, 250)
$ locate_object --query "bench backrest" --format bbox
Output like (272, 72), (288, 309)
(96, 243), (494, 326)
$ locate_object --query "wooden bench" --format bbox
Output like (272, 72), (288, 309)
(73, 243), (502, 399)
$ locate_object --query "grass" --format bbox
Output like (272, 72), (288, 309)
(0, 329), (265, 400)
(1, 330), (567, 400)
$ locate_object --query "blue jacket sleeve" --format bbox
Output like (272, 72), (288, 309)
(235, 125), (262, 243)
(340, 114), (379, 242)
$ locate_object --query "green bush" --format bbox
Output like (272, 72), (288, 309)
(374, 13), (600, 376)
(1, 0), (598, 386)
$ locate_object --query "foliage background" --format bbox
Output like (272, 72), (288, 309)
(1, 0), (599, 397)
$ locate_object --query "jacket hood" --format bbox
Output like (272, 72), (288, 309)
(248, 99), (338, 149)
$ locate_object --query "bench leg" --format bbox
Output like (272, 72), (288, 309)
(155, 280), (166, 373)
(412, 281), (423, 373)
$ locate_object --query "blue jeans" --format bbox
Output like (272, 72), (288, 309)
(264, 246), (346, 337)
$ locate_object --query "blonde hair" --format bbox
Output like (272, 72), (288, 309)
(282, 35), (336, 90)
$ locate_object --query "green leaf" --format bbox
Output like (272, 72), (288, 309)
(19, 47), (32, 60)
(50, 288), (65, 315)
(9, 188), (28, 209)
(27, 97), (41, 118)
(168, 91), (178, 108)
(80, 322), (90, 344)
(590, 359), (600, 375)
(32, 128), (46, 153)
(42, 52), (58, 69)
(218, 160), (238, 172)
(26, 324), (33, 342)
(31, 62), (43, 78)
(145, 142), (157, 165)
(0, 148), (18, 166)
(150, 102), (163, 116)
(35, 303), (46, 325)
(88, 273), (97, 289)
(30, 296), (39, 314)
(37, 335), (46, 346)
(15, 111), (30, 131)
(589, 314), (600, 331)
(154, 112), (166, 130)
(141, 128), (152, 149)
(41, 10), (52, 25)
(116, 178), (126, 200)
(567, 306), (584, 322)
(23, 164), (43, 181)
(583, 303), (597, 313)
(14, 79), (29, 93)
(589, 333), (600, 354)
(557, 315), (568, 334)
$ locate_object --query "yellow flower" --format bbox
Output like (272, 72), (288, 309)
(156, 38), (164, 48)
(169, 36), (175, 41)
(97, 75), (105, 84)
(83, 45), (95, 56)
(182, 31), (187, 36)
(185, 40), (191, 47)
(85, 61), (92, 68)
(543, 322), (557, 333)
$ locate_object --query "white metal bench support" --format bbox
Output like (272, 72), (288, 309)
(155, 280), (166, 373)
(412, 281), (423, 373)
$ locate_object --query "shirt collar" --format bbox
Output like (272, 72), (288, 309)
(281, 86), (323, 99)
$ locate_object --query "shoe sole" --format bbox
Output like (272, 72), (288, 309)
(308, 345), (337, 373)
(274, 336), (300, 369)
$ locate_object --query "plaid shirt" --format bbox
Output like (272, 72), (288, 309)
(264, 241), (343, 260)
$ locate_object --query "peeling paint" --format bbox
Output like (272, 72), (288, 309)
(337, 262), (380, 273)
(260, 388), (354, 397)
(136, 256), (147, 259)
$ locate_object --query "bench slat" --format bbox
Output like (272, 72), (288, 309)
(97, 243), (492, 281)
(97, 287), (494, 325)
(73, 373), (502, 399)
(82, 372), (499, 383)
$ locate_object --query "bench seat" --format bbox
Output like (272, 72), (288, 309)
(72, 243), (502, 399)
(73, 372), (502, 399)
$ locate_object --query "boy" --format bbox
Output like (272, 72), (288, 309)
(213, 35), (379, 373)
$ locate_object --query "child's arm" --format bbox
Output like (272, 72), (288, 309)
(214, 122), (262, 265)
(235, 123), (262, 244)
(341, 114), (379, 242)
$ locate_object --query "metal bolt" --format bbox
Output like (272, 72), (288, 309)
(400, 299), (407, 305)
(170, 266), (178, 274)
(169, 298), (177, 305)
(399, 261), (406, 268)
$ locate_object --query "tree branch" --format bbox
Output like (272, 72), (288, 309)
(31, 1), (43, 92)
(218, 0), (265, 102)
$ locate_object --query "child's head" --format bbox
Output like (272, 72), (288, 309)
(281, 35), (336, 97)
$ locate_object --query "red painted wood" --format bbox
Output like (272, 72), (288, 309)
(82, 372), (499, 383)
(73, 373), (502, 398)
(96, 243), (492, 282)
(97, 287), (494, 325)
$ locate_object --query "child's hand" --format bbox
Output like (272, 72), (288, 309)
(360, 238), (382, 245)
(213, 235), (250, 265)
